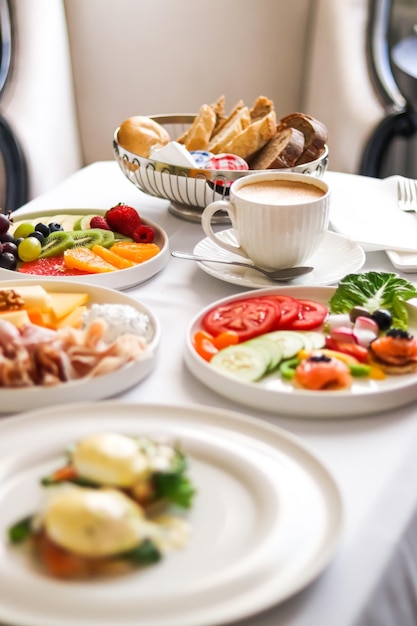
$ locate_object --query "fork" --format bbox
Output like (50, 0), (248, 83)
(397, 177), (417, 212)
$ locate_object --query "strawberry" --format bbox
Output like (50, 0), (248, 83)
(105, 203), (142, 238)
(90, 216), (110, 230)
(132, 224), (155, 243)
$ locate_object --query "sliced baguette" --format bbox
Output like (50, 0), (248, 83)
(179, 104), (216, 151)
(222, 110), (277, 160)
(210, 99), (245, 138)
(211, 95), (226, 128)
(208, 106), (251, 154)
(279, 112), (328, 164)
(249, 126), (305, 169)
(249, 95), (274, 122)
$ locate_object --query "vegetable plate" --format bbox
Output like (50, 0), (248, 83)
(185, 273), (417, 418)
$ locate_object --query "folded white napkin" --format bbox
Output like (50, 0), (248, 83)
(327, 172), (417, 253)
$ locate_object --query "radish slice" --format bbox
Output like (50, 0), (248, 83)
(354, 328), (378, 347)
(329, 326), (357, 344)
(327, 314), (352, 332)
(354, 316), (379, 335)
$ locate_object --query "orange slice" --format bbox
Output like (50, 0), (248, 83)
(110, 242), (160, 263)
(92, 244), (136, 269)
(64, 248), (117, 273)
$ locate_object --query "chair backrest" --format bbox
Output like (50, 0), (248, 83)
(0, 0), (28, 212)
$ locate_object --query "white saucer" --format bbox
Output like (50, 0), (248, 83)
(193, 230), (365, 287)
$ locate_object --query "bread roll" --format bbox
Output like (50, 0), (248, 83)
(117, 116), (170, 158)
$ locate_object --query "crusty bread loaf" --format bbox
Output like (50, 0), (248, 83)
(249, 126), (305, 169)
(279, 112), (328, 164)
(117, 116), (171, 158)
(170, 97), (328, 168)
(182, 104), (216, 151)
(208, 106), (251, 154)
(222, 110), (277, 160)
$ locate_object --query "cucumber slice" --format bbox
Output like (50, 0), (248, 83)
(262, 331), (306, 359)
(302, 331), (326, 350)
(245, 336), (282, 371)
(210, 344), (269, 382)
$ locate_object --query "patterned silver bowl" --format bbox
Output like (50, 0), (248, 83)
(113, 114), (329, 223)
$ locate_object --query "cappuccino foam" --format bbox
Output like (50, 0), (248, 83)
(238, 180), (325, 205)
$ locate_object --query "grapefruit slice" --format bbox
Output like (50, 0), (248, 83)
(18, 257), (90, 276)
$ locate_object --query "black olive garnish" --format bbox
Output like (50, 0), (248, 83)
(386, 328), (413, 340)
(308, 354), (332, 363)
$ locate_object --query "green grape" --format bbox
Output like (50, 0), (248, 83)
(14, 222), (35, 239)
(18, 237), (42, 262)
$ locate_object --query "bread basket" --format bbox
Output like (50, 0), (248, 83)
(113, 114), (329, 223)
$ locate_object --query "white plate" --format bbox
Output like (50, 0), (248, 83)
(0, 279), (160, 413)
(4, 208), (170, 290)
(193, 230), (365, 288)
(185, 285), (417, 418)
(0, 401), (343, 626)
(328, 172), (417, 253)
(385, 249), (417, 273)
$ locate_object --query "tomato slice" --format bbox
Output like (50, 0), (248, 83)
(281, 299), (328, 331)
(202, 297), (281, 342)
(268, 295), (301, 329)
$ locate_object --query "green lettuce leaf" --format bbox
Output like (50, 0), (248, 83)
(329, 272), (417, 330)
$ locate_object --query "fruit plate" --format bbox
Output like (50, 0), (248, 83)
(0, 401), (343, 626)
(0, 279), (160, 413)
(3, 208), (170, 290)
(184, 285), (417, 418)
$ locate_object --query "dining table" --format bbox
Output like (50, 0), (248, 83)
(3, 160), (417, 626)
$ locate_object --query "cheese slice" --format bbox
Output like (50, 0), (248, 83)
(0, 309), (31, 327)
(49, 292), (89, 320)
(8, 285), (51, 312)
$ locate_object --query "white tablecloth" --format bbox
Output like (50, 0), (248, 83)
(8, 162), (417, 626)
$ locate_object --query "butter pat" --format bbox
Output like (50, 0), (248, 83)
(149, 141), (197, 167)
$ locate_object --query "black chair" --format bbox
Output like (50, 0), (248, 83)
(0, 0), (28, 212)
(360, 0), (417, 178)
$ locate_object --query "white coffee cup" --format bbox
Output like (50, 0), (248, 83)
(201, 172), (330, 269)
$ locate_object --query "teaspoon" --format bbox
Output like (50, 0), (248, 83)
(171, 251), (314, 281)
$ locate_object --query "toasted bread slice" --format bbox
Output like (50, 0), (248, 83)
(211, 95), (226, 127)
(249, 125), (305, 169)
(178, 104), (216, 151)
(208, 106), (251, 154)
(210, 99), (245, 138)
(249, 95), (274, 122)
(222, 110), (277, 160)
(279, 112), (328, 164)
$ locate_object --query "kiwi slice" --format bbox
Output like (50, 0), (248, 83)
(39, 231), (75, 258)
(73, 214), (101, 230)
(67, 228), (115, 249)
(114, 232), (134, 243)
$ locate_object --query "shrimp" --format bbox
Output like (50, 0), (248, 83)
(370, 328), (417, 366)
(294, 354), (352, 391)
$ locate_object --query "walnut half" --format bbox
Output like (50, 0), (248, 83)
(0, 290), (25, 311)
